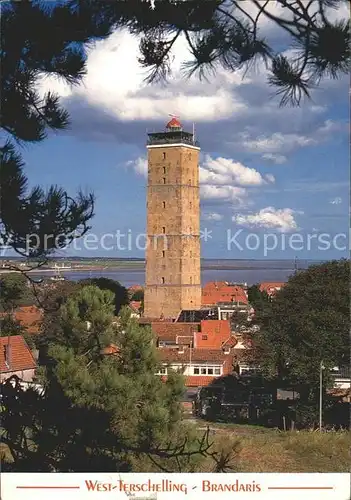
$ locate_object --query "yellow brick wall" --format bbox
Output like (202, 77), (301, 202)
(144, 145), (201, 318)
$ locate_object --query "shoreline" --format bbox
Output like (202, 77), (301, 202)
(0, 265), (299, 274)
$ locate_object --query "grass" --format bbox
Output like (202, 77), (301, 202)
(2, 423), (349, 473)
(196, 421), (351, 472)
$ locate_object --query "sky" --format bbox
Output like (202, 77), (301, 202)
(15, 1), (350, 260)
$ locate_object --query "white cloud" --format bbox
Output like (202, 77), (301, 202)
(233, 206), (300, 233)
(240, 131), (316, 155)
(265, 174), (276, 183)
(203, 212), (223, 221)
(200, 184), (248, 205)
(199, 155), (274, 205)
(37, 30), (247, 122)
(237, 120), (346, 160)
(129, 153), (274, 207)
(126, 157), (147, 176)
(262, 153), (287, 165)
(330, 197), (342, 205)
(200, 155), (272, 187)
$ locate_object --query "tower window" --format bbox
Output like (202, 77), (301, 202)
(161, 277), (165, 284)
(162, 226), (166, 234)
(163, 152), (166, 160)
(162, 177), (166, 184)
(162, 201), (166, 209)
(190, 202), (192, 209)
(162, 250), (165, 258)
(190, 276), (192, 284)
(163, 167), (166, 174)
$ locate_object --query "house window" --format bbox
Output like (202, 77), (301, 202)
(162, 226), (166, 234)
(202, 335), (208, 341)
(162, 201), (166, 209)
(157, 367), (167, 375)
(163, 152), (166, 160)
(162, 177), (166, 184)
(161, 277), (165, 284)
(193, 366), (222, 376)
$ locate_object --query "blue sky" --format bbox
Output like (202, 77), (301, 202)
(15, 6), (350, 260)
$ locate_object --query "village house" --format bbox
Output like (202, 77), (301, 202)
(0, 305), (43, 334)
(157, 347), (234, 388)
(150, 317), (258, 387)
(259, 282), (285, 298)
(128, 300), (142, 318)
(0, 335), (37, 383)
(127, 284), (143, 300)
(201, 281), (250, 321)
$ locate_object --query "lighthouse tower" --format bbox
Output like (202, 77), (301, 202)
(144, 117), (201, 319)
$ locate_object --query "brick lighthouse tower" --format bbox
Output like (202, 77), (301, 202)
(144, 117), (201, 319)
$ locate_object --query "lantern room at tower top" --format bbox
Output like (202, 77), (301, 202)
(147, 117), (200, 149)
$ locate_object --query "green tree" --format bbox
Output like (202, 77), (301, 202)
(0, 315), (26, 337)
(0, 1), (103, 261)
(248, 284), (270, 308)
(0, 273), (33, 312)
(253, 260), (349, 403)
(80, 277), (129, 315)
(38, 280), (84, 351)
(2, 0), (348, 261)
(80, 0), (349, 106)
(1, 285), (221, 471)
(130, 289), (144, 302)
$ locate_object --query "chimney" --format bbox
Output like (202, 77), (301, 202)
(4, 344), (11, 369)
(32, 349), (39, 361)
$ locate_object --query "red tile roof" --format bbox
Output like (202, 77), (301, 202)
(151, 322), (199, 342)
(139, 317), (173, 325)
(196, 320), (234, 349)
(202, 283), (248, 306)
(259, 282), (285, 295)
(160, 374), (223, 387)
(158, 348), (232, 364)
(129, 301), (142, 312)
(203, 281), (228, 289)
(0, 335), (37, 373)
(185, 376), (218, 387)
(128, 285), (143, 291)
(0, 306), (43, 334)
